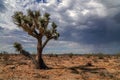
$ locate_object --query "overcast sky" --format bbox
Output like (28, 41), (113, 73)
(0, 0), (120, 54)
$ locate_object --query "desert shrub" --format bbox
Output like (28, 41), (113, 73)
(114, 53), (120, 58)
(0, 51), (8, 54)
(95, 53), (105, 59)
(54, 54), (58, 57)
(48, 53), (53, 57)
(49, 53), (58, 57)
(84, 53), (93, 58)
(68, 53), (74, 58)
(98, 56), (104, 59)
(84, 53), (111, 59)
(1, 54), (10, 61)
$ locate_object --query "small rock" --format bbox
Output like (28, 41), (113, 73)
(8, 65), (16, 69)
(33, 73), (41, 78)
(86, 62), (93, 66)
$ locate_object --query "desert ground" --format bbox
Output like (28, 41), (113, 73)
(0, 53), (120, 80)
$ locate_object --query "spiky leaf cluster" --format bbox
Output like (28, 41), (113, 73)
(12, 9), (59, 40)
(13, 42), (23, 52)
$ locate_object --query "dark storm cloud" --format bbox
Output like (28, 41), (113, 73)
(0, 0), (6, 12)
(0, 26), (4, 30)
(36, 0), (46, 3)
(81, 19), (120, 44)
(98, 0), (120, 8)
(61, 13), (120, 45)
(114, 12), (120, 23)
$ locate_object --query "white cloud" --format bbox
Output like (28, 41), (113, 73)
(0, 0), (107, 30)
(81, 9), (89, 15)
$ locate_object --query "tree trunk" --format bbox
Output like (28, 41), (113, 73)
(36, 39), (48, 69)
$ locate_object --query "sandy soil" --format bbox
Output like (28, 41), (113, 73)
(0, 54), (120, 80)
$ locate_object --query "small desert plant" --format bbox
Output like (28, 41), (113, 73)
(95, 53), (105, 59)
(0, 51), (8, 54)
(53, 54), (58, 57)
(84, 53), (93, 58)
(48, 53), (58, 57)
(114, 53), (120, 58)
(48, 53), (54, 57)
(13, 42), (23, 52)
(13, 42), (38, 67)
(68, 53), (74, 58)
(13, 42), (31, 57)
(0, 51), (9, 61)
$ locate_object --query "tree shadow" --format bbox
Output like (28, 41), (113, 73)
(39, 64), (118, 79)
(67, 65), (106, 74)
(49, 65), (118, 79)
(49, 65), (106, 72)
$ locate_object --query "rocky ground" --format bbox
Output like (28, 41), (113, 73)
(0, 54), (120, 80)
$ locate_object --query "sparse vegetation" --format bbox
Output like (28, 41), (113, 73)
(0, 51), (8, 54)
(48, 53), (58, 57)
(114, 53), (120, 58)
(0, 53), (120, 80)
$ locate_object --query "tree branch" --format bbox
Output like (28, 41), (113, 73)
(34, 29), (39, 35)
(22, 24), (38, 38)
(42, 38), (50, 49)
(28, 32), (38, 38)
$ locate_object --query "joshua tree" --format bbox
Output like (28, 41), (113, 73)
(12, 9), (59, 69)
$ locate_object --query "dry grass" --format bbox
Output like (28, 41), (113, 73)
(0, 54), (120, 80)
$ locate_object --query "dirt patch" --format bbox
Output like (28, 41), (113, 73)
(0, 54), (119, 80)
